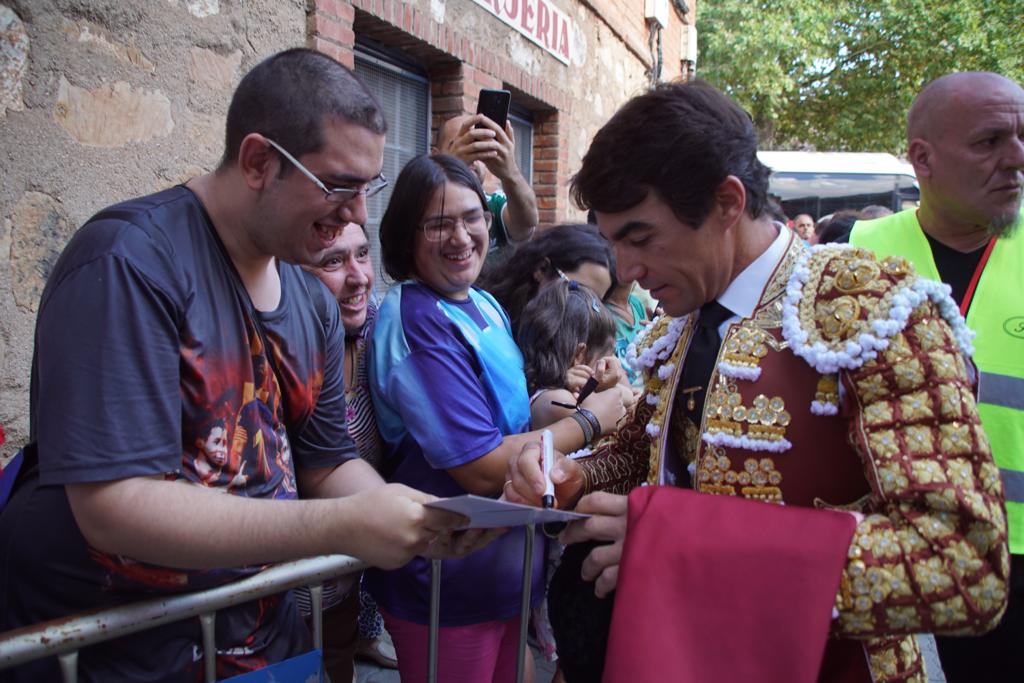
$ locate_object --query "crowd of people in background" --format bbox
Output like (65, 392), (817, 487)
(1, 46), (1021, 683)
(776, 205), (895, 246)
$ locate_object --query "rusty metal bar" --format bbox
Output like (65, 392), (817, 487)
(0, 554), (365, 673)
(199, 612), (216, 683)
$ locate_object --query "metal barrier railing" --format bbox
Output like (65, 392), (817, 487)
(0, 524), (540, 683)
(0, 554), (366, 683)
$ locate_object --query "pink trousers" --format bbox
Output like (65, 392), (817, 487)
(380, 608), (534, 683)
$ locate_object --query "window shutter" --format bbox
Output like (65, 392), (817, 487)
(509, 112), (533, 186)
(354, 51), (430, 290)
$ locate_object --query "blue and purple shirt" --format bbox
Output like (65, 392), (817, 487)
(367, 281), (544, 626)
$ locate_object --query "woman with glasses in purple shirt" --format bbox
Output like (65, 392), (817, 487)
(366, 154), (626, 682)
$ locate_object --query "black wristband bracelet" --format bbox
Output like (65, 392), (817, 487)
(569, 410), (594, 445)
(576, 406), (601, 441)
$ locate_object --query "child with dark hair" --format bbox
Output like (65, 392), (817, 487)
(478, 223), (614, 332)
(517, 279), (635, 433)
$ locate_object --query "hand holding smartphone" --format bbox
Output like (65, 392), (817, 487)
(475, 89), (511, 130)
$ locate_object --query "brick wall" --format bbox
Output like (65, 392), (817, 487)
(532, 111), (567, 226)
(308, 0), (357, 68)
(308, 0), (692, 224)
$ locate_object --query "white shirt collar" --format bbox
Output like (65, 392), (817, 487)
(717, 224), (791, 318)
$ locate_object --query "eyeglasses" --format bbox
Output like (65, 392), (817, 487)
(265, 138), (388, 204)
(421, 211), (492, 242)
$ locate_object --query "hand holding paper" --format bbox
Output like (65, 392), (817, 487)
(425, 495), (589, 529)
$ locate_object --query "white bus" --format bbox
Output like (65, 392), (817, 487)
(758, 151), (919, 220)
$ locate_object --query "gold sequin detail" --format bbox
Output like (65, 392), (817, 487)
(703, 386), (791, 445)
(817, 295), (861, 340)
(904, 425), (935, 455)
(834, 257), (882, 293)
(864, 401), (894, 426)
(880, 255), (911, 277)
(815, 373), (839, 408)
(939, 423), (972, 455)
(899, 391), (933, 421)
(721, 324), (769, 373)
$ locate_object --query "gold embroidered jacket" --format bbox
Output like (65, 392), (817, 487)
(576, 237), (1009, 682)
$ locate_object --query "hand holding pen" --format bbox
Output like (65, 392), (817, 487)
(551, 377), (627, 440)
(502, 439), (583, 510)
(550, 375), (599, 411)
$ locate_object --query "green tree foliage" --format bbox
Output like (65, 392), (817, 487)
(699, 0), (1024, 153)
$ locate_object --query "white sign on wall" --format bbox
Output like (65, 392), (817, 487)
(472, 0), (574, 65)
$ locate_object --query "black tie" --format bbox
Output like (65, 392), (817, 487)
(665, 300), (734, 486)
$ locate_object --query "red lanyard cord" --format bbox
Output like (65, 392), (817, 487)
(960, 237), (997, 317)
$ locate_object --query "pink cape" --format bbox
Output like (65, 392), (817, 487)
(603, 487), (869, 683)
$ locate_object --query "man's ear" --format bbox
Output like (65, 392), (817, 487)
(715, 175), (747, 231)
(236, 133), (277, 191)
(907, 138), (932, 180)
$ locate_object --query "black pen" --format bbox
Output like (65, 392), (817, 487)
(575, 376), (600, 406)
(550, 373), (603, 412)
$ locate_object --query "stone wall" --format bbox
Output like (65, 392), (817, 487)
(0, 0), (306, 459)
(0, 0), (695, 459)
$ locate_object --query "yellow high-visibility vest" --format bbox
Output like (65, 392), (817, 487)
(851, 209), (1024, 553)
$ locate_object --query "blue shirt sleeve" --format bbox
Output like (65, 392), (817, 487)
(371, 286), (512, 471)
(382, 342), (503, 471)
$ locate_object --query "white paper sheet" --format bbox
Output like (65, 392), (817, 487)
(425, 495), (590, 529)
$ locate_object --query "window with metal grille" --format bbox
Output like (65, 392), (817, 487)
(509, 108), (533, 186)
(354, 49), (430, 289)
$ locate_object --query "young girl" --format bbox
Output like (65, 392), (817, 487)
(518, 279), (636, 436)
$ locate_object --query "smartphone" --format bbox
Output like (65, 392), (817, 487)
(475, 89), (511, 130)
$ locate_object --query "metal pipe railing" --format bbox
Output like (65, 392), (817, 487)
(515, 523), (536, 683)
(1, 535), (543, 681)
(0, 554), (366, 679)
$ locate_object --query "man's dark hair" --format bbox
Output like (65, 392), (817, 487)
(379, 154), (487, 282)
(478, 224), (612, 331)
(571, 80), (770, 227)
(222, 48), (387, 169)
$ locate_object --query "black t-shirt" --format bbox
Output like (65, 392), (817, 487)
(0, 186), (355, 681)
(923, 231), (988, 308)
